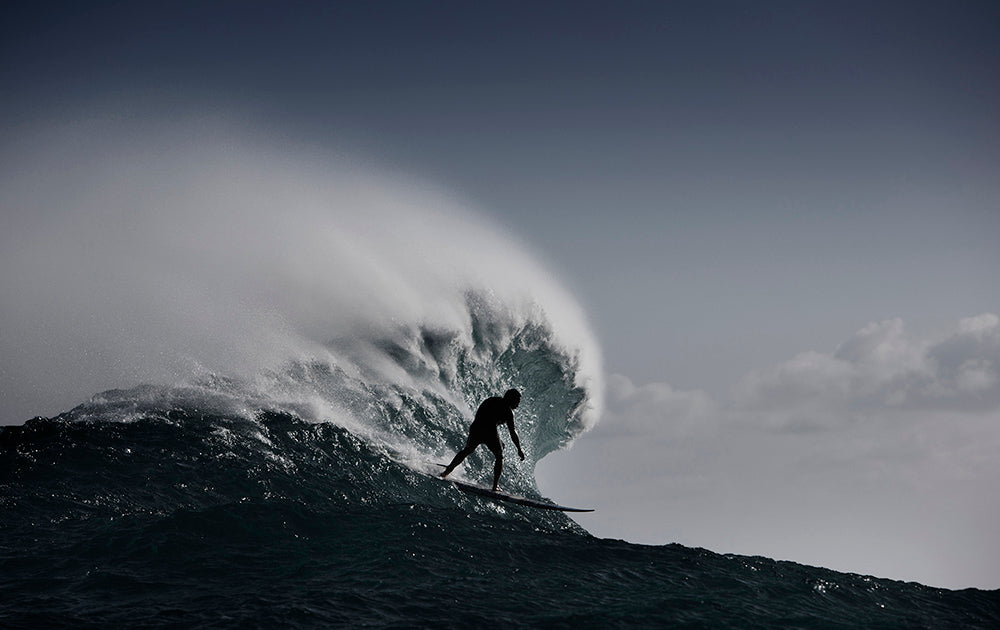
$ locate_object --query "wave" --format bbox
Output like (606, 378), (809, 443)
(0, 287), (596, 573)
(26, 286), (594, 493)
(0, 115), (602, 539)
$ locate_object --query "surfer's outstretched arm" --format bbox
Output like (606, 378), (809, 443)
(506, 418), (525, 461)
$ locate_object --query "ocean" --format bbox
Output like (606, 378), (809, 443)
(2, 295), (997, 629)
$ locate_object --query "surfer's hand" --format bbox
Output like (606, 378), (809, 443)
(518, 449), (525, 461)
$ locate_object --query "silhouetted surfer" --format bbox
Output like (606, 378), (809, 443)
(440, 389), (525, 491)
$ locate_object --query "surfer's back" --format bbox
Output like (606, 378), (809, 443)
(472, 396), (512, 427)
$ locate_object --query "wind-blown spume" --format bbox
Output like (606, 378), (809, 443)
(0, 119), (603, 448)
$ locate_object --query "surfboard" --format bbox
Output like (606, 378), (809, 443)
(425, 462), (593, 512)
(447, 479), (594, 513)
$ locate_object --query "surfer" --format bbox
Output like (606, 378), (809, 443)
(440, 389), (525, 491)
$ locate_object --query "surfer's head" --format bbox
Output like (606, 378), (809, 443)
(503, 388), (521, 408)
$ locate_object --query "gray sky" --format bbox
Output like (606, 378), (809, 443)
(2, 1), (998, 589)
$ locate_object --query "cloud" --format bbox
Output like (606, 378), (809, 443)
(928, 314), (1000, 400)
(733, 313), (1000, 428)
(595, 373), (717, 439)
(590, 313), (1000, 436)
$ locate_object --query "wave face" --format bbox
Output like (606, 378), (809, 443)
(1, 121), (998, 627)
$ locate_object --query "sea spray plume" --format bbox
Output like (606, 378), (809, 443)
(0, 117), (603, 439)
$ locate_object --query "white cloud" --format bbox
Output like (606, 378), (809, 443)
(926, 313), (1000, 406)
(732, 313), (1000, 428)
(597, 373), (717, 438)
(585, 313), (1000, 437)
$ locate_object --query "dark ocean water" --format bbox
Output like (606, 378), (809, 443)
(2, 306), (998, 629)
(2, 411), (997, 629)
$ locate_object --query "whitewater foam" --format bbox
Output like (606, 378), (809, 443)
(0, 116), (602, 431)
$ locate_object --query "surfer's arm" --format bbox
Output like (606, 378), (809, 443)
(506, 418), (525, 461)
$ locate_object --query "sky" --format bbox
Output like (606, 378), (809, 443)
(2, 1), (999, 589)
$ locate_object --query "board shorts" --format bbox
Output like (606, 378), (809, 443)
(466, 418), (503, 457)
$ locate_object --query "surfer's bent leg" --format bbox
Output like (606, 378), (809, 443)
(441, 430), (483, 478)
(486, 436), (503, 492)
(440, 444), (476, 478)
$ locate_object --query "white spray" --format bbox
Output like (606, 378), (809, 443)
(0, 116), (603, 426)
